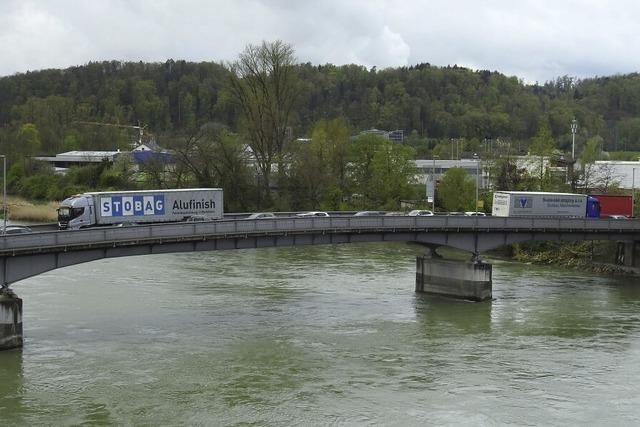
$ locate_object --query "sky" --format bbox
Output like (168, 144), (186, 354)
(1, 0), (638, 83)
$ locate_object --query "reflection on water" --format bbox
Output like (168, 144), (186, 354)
(2, 243), (640, 424)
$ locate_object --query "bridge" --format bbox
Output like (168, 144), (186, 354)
(2, 215), (639, 349)
(2, 215), (638, 287)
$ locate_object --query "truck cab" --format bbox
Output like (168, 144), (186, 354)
(57, 195), (96, 230)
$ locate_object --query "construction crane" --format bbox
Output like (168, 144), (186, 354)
(72, 121), (147, 147)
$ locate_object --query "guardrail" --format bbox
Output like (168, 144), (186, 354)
(1, 216), (638, 253)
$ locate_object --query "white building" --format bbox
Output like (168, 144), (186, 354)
(414, 158), (486, 188)
(588, 161), (640, 189)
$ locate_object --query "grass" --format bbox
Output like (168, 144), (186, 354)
(2, 196), (58, 223)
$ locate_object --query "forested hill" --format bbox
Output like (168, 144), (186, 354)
(2, 59), (640, 157)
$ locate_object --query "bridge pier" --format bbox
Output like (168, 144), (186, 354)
(416, 255), (492, 302)
(0, 288), (23, 350)
(617, 241), (640, 268)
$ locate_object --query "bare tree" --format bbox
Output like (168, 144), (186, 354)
(170, 123), (254, 211)
(229, 40), (299, 206)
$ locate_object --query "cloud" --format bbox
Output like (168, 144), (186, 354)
(1, 0), (640, 83)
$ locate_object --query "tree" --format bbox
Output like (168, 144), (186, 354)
(170, 123), (254, 211)
(16, 123), (42, 157)
(229, 40), (299, 206)
(348, 134), (418, 209)
(529, 124), (556, 190)
(579, 135), (603, 191)
(437, 167), (475, 212)
(493, 157), (524, 191)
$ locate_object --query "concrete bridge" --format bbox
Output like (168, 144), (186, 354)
(2, 215), (638, 286)
(1, 215), (639, 349)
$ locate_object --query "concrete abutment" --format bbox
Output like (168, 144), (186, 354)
(0, 289), (23, 350)
(416, 256), (492, 302)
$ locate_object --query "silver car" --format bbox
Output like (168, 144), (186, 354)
(0, 225), (32, 235)
(296, 211), (329, 217)
(246, 212), (277, 219)
(407, 210), (434, 216)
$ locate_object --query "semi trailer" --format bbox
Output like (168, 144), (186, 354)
(492, 191), (600, 218)
(589, 194), (633, 218)
(57, 188), (223, 230)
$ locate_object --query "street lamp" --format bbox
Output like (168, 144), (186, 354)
(1, 155), (5, 234)
(571, 118), (578, 160)
(473, 153), (480, 214)
(432, 155), (439, 212)
(633, 168), (637, 218)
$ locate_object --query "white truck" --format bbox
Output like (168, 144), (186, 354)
(57, 188), (223, 230)
(492, 191), (600, 218)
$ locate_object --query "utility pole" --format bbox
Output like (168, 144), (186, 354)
(432, 155), (438, 212)
(633, 168), (636, 218)
(1, 155), (5, 234)
(571, 118), (578, 160)
(473, 153), (480, 214)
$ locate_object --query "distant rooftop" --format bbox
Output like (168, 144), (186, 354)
(34, 151), (121, 163)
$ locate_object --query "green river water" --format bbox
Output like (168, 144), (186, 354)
(1, 242), (640, 425)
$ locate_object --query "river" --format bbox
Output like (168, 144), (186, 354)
(1, 242), (640, 425)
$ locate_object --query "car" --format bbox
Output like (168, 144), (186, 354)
(296, 211), (330, 217)
(464, 211), (487, 216)
(384, 211), (405, 216)
(186, 215), (210, 222)
(608, 215), (629, 220)
(0, 225), (33, 235)
(353, 211), (383, 216)
(246, 212), (277, 220)
(407, 209), (434, 216)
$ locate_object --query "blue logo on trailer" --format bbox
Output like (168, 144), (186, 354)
(101, 195), (165, 217)
(517, 197), (532, 208)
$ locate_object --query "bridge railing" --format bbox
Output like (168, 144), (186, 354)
(1, 216), (638, 252)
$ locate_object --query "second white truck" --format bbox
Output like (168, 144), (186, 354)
(57, 188), (223, 229)
(492, 191), (600, 218)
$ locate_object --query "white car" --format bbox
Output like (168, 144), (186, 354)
(464, 211), (486, 216)
(407, 210), (434, 216)
(296, 211), (330, 217)
(353, 211), (383, 216)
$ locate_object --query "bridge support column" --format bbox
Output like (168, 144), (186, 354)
(416, 256), (492, 302)
(617, 241), (640, 268)
(0, 288), (23, 350)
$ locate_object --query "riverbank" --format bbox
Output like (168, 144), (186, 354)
(2, 196), (58, 222)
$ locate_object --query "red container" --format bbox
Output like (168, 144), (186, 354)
(591, 194), (633, 218)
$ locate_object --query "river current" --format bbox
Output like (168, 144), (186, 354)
(1, 242), (640, 425)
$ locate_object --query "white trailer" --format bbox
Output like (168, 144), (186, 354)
(57, 188), (223, 229)
(492, 191), (591, 217)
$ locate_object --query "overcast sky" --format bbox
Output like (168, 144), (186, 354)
(1, 0), (638, 83)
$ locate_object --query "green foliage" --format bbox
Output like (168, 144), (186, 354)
(493, 157), (524, 191)
(512, 241), (594, 267)
(348, 134), (418, 209)
(437, 167), (475, 212)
